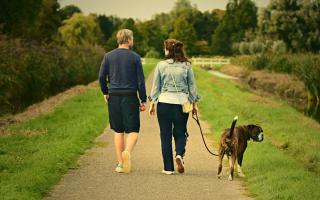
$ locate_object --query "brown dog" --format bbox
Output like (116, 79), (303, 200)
(217, 116), (264, 181)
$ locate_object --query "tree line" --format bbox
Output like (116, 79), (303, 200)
(1, 0), (319, 57)
(0, 0), (319, 114)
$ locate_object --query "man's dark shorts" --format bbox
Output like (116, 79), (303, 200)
(108, 94), (140, 133)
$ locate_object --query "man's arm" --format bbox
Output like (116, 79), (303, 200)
(136, 56), (147, 103)
(98, 54), (109, 96)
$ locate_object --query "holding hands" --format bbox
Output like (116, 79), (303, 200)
(140, 102), (146, 111)
(149, 103), (155, 116)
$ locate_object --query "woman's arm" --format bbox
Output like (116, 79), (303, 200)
(149, 63), (161, 103)
(149, 63), (161, 116)
(187, 66), (200, 103)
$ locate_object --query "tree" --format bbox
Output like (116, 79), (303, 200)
(35, 0), (61, 41)
(138, 20), (165, 56)
(300, 0), (320, 52)
(58, 13), (103, 46)
(0, 0), (42, 37)
(59, 5), (81, 21)
(211, 21), (233, 55)
(193, 10), (221, 45)
(258, 0), (320, 52)
(97, 15), (122, 44)
(119, 18), (145, 55)
(233, 0), (257, 42)
(212, 0), (257, 55)
(152, 12), (171, 39)
(170, 16), (197, 56)
(104, 18), (145, 55)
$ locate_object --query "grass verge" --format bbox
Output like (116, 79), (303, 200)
(195, 66), (320, 200)
(0, 61), (154, 200)
(0, 88), (108, 200)
(143, 58), (159, 77)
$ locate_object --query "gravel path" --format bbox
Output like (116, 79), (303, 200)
(44, 73), (253, 200)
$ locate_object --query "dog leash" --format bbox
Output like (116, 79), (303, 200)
(192, 112), (219, 156)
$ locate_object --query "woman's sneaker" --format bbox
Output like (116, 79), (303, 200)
(175, 155), (185, 173)
(162, 170), (174, 175)
(115, 164), (124, 173)
(122, 150), (131, 173)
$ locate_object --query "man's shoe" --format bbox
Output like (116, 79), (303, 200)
(122, 150), (131, 173)
(115, 164), (124, 173)
(175, 155), (185, 173)
(162, 170), (174, 175)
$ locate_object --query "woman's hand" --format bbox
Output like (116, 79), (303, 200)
(192, 103), (198, 116)
(149, 103), (155, 116)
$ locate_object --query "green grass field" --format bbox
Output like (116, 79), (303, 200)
(0, 61), (155, 200)
(194, 66), (320, 200)
(143, 58), (159, 77)
(0, 88), (108, 200)
(1, 58), (319, 200)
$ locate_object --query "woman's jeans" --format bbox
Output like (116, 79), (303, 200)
(157, 102), (189, 171)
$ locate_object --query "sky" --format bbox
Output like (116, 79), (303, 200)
(58, 0), (270, 21)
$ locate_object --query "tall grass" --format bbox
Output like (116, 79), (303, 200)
(195, 67), (320, 199)
(231, 54), (320, 101)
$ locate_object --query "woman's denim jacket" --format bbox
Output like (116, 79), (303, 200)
(150, 59), (200, 103)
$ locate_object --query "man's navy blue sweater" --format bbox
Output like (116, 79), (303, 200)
(98, 48), (147, 102)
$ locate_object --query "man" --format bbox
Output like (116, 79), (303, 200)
(99, 29), (147, 173)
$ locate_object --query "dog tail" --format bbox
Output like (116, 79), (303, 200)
(228, 116), (238, 138)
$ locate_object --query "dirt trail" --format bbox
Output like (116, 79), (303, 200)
(44, 74), (253, 200)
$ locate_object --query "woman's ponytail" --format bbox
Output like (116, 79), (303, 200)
(164, 39), (191, 63)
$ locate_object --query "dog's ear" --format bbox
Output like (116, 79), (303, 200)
(254, 124), (263, 132)
(247, 124), (255, 130)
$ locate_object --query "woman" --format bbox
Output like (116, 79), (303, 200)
(149, 39), (200, 175)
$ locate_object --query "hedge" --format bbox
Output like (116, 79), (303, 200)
(0, 35), (105, 115)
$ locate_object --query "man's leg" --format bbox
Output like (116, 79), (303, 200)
(114, 132), (125, 164)
(121, 95), (140, 173)
(122, 132), (138, 173)
(125, 132), (139, 152)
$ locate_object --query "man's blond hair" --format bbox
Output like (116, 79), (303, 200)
(116, 29), (133, 45)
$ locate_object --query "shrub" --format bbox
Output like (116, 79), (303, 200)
(272, 40), (287, 54)
(231, 53), (320, 100)
(249, 41), (265, 54)
(232, 43), (240, 55)
(144, 48), (160, 58)
(250, 54), (270, 70)
(239, 42), (250, 55)
(0, 35), (105, 115)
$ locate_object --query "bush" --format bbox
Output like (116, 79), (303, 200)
(232, 43), (240, 55)
(0, 35), (105, 115)
(144, 48), (160, 58)
(231, 53), (320, 100)
(239, 42), (250, 55)
(250, 54), (270, 70)
(272, 40), (287, 54)
(249, 41), (265, 54)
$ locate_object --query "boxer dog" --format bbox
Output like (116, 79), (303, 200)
(217, 116), (264, 181)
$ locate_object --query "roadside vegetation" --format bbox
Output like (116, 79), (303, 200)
(231, 54), (320, 103)
(195, 66), (320, 200)
(0, 60), (154, 200)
